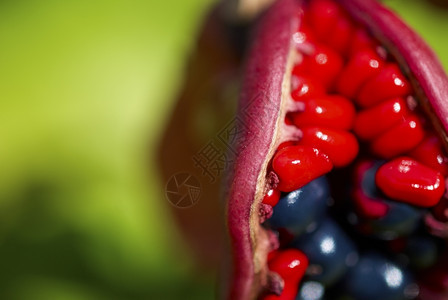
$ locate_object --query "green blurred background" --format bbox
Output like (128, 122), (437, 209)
(0, 0), (447, 299)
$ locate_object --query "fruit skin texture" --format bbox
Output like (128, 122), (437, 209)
(225, 0), (448, 299)
(224, 0), (300, 299)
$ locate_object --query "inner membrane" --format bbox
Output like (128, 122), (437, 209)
(260, 1), (448, 299)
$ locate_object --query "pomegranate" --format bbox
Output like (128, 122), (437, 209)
(223, 0), (448, 299)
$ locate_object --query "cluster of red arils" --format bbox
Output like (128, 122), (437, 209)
(260, 0), (448, 299)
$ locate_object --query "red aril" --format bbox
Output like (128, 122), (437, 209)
(348, 27), (377, 55)
(370, 115), (425, 159)
(376, 157), (445, 207)
(299, 45), (344, 88)
(353, 97), (410, 140)
(272, 145), (333, 192)
(290, 75), (326, 101)
(336, 49), (384, 98)
(262, 188), (281, 207)
(297, 126), (359, 167)
(409, 134), (448, 176)
(292, 95), (356, 130)
(267, 249), (309, 282)
(325, 12), (354, 55)
(306, 0), (341, 41)
(356, 64), (412, 108)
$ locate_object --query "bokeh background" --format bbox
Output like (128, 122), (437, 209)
(1, 0), (447, 299)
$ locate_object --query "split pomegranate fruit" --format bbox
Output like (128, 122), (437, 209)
(224, 0), (448, 299)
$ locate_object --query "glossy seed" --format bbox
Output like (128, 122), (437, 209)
(298, 127), (359, 167)
(292, 95), (356, 130)
(267, 176), (330, 237)
(272, 145), (333, 192)
(306, 0), (341, 41)
(290, 75), (326, 101)
(336, 49), (384, 98)
(268, 249), (309, 282)
(296, 281), (326, 300)
(348, 27), (376, 55)
(342, 253), (414, 300)
(263, 188), (282, 207)
(376, 157), (445, 207)
(409, 134), (448, 176)
(356, 64), (412, 108)
(292, 218), (358, 286)
(353, 97), (410, 140)
(325, 12), (354, 55)
(300, 45), (344, 88)
(370, 115), (425, 159)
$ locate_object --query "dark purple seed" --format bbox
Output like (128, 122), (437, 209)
(267, 176), (331, 237)
(342, 253), (417, 300)
(296, 280), (326, 300)
(292, 217), (358, 286)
